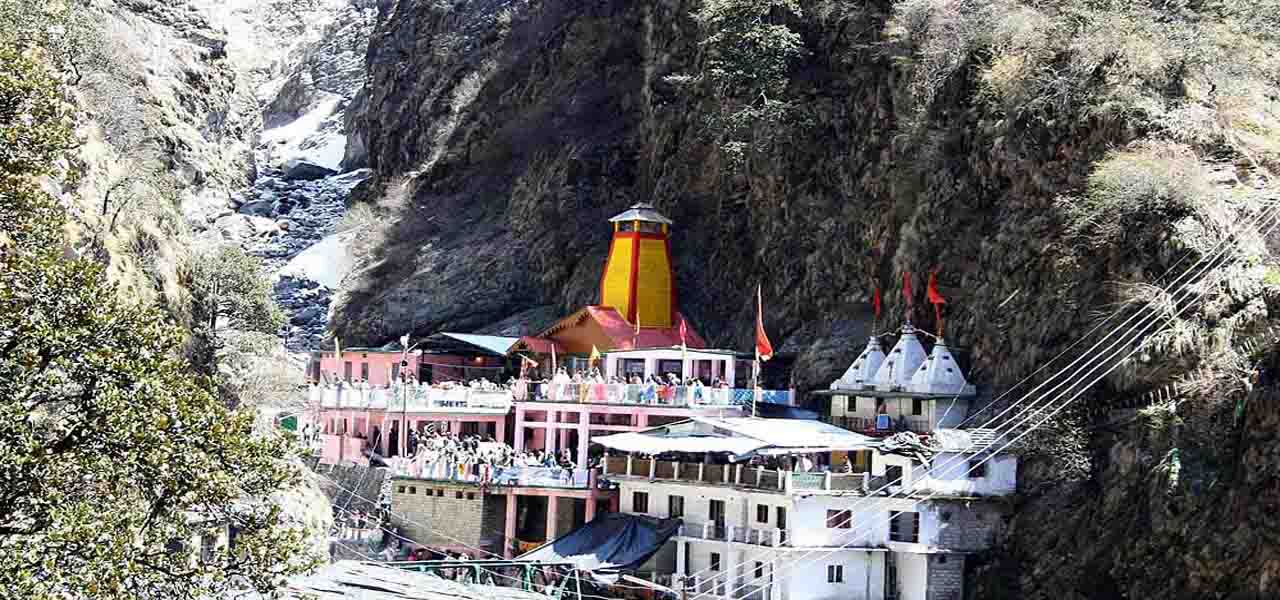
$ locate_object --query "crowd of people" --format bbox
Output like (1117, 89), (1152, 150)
(394, 428), (590, 487)
(517, 367), (736, 405)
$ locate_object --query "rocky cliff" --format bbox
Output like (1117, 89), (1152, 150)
(334, 0), (1280, 596)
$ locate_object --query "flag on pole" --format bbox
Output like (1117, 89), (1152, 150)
(927, 271), (946, 336)
(589, 345), (601, 365)
(679, 317), (688, 349)
(679, 316), (689, 379)
(872, 287), (882, 319)
(902, 271), (913, 306)
(551, 343), (558, 373)
(755, 285), (773, 362)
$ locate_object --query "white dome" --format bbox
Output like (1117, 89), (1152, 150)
(909, 339), (975, 396)
(873, 324), (928, 391)
(830, 336), (885, 391)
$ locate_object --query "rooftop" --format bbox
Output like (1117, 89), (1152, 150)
(607, 202), (673, 225)
(592, 416), (880, 458)
(279, 560), (554, 600)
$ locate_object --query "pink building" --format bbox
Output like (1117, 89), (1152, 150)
(312, 383), (514, 463)
(310, 333), (518, 386)
(513, 347), (796, 465)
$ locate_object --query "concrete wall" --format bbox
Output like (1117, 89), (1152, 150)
(783, 549), (885, 600)
(919, 453), (1017, 496)
(922, 500), (1004, 552)
(925, 554), (964, 600)
(896, 552), (928, 600)
(790, 495), (919, 547)
(390, 477), (506, 555)
(619, 480), (784, 534)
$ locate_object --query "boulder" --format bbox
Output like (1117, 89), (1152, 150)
(239, 199), (274, 217)
(282, 158), (338, 181)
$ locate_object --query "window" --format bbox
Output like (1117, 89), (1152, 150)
(466, 492), (475, 500)
(710, 552), (721, 571)
(456, 491), (464, 499)
(397, 486), (406, 494)
(668, 495), (684, 518)
(756, 505), (769, 524)
(622, 359), (646, 377)
(657, 360), (682, 379)
(941, 512), (952, 523)
(912, 398), (923, 415)
(939, 555), (948, 564)
(436, 489), (444, 497)
(827, 565), (843, 583)
(619, 221), (636, 232)
(344, 361), (353, 381)
(886, 465), (904, 485)
(826, 509), (851, 529)
(200, 533), (217, 563)
(638, 221), (663, 234)
(755, 562), (765, 579)
(889, 511), (920, 543)
(409, 486), (416, 494)
(969, 458), (987, 478)
(360, 362), (369, 381)
(633, 492), (649, 513)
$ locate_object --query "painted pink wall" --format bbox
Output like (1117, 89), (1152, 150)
(318, 350), (404, 385)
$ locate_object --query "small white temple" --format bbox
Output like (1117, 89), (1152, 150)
(872, 323), (928, 392)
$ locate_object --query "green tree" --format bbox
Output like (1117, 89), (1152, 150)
(0, 43), (314, 600)
(186, 246), (285, 387)
(673, 0), (808, 166)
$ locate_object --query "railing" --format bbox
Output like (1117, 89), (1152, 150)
(310, 384), (513, 412)
(602, 456), (873, 495)
(674, 574), (773, 600)
(515, 383), (793, 408)
(822, 414), (930, 435)
(387, 457), (596, 489)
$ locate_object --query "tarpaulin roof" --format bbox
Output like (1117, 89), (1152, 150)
(592, 417), (880, 458)
(608, 202), (673, 225)
(518, 513), (680, 579)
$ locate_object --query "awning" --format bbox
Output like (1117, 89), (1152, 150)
(591, 431), (767, 456)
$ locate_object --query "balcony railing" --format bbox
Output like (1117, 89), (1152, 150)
(386, 457), (598, 490)
(678, 522), (784, 547)
(821, 414), (930, 436)
(674, 574), (773, 600)
(310, 383), (513, 413)
(514, 382), (793, 408)
(602, 456), (872, 495)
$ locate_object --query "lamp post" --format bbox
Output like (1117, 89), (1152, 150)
(398, 334), (420, 458)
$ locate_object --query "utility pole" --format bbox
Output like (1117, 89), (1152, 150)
(398, 333), (416, 458)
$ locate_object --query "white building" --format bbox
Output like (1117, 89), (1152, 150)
(818, 325), (976, 436)
(594, 417), (1014, 600)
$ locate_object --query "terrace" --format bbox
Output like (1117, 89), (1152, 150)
(515, 382), (793, 408)
(600, 455), (884, 497)
(309, 382), (513, 414)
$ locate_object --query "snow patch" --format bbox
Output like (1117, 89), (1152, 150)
(277, 230), (356, 289)
(261, 94), (347, 172)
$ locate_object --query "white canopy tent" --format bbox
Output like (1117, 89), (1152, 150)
(591, 416), (880, 459)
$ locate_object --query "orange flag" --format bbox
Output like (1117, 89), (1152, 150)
(902, 271), (913, 306)
(755, 285), (774, 362)
(927, 271), (946, 305)
(872, 287), (881, 319)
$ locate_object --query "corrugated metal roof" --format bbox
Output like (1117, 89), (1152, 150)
(435, 333), (520, 356)
(595, 417), (880, 456)
(607, 202), (673, 225)
(282, 561), (554, 600)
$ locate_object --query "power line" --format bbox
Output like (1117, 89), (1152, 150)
(692, 204), (1279, 599)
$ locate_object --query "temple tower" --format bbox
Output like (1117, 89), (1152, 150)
(599, 203), (675, 328)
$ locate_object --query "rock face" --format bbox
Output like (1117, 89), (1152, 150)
(331, 1), (1278, 597)
(283, 159), (339, 181)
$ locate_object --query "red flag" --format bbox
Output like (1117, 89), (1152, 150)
(872, 287), (881, 318)
(926, 272), (946, 305)
(679, 317), (688, 347)
(902, 271), (913, 306)
(755, 285), (774, 362)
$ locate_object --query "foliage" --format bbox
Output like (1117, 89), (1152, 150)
(1056, 141), (1211, 251)
(0, 0), (102, 85)
(674, 0), (808, 165)
(888, 0), (1280, 163)
(185, 245), (285, 383)
(0, 46), (315, 600)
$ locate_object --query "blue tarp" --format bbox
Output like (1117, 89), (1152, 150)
(517, 513), (680, 580)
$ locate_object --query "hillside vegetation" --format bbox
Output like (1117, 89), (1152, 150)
(335, 0), (1278, 596)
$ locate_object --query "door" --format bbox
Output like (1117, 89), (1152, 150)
(776, 506), (787, 544)
(709, 499), (726, 539)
